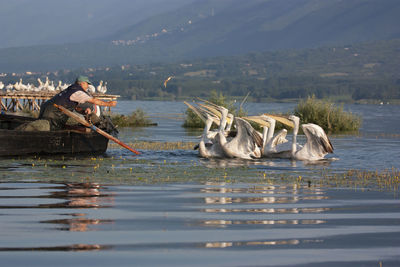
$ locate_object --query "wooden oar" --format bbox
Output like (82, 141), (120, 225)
(54, 104), (140, 155)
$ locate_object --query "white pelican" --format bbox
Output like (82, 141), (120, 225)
(61, 83), (69, 90)
(257, 115), (289, 156)
(6, 83), (14, 92)
(56, 81), (63, 91)
(101, 82), (107, 94)
(195, 101), (234, 139)
(88, 84), (96, 94)
(97, 80), (103, 93)
(47, 81), (56, 92)
(0, 81), (4, 90)
(37, 78), (43, 87)
(198, 113), (225, 158)
(217, 117), (263, 159)
(243, 115), (288, 157)
(270, 115), (334, 161)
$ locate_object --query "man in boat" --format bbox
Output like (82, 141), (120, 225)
(39, 75), (117, 131)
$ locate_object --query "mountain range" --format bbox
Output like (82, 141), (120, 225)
(1, 0), (399, 73)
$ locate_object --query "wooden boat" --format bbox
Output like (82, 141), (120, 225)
(0, 113), (109, 156)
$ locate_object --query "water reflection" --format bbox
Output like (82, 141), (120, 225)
(0, 182), (114, 252)
(204, 239), (303, 248)
(199, 157), (335, 169)
(200, 182), (330, 233)
(41, 182), (114, 232)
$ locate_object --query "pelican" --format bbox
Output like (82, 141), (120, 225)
(243, 115), (288, 157)
(13, 80), (21, 91)
(88, 84), (96, 94)
(47, 81), (55, 92)
(198, 113), (225, 158)
(0, 81), (4, 90)
(217, 117), (263, 159)
(101, 81), (107, 94)
(269, 115), (334, 161)
(56, 81), (63, 91)
(6, 83), (14, 92)
(195, 101), (234, 138)
(97, 80), (103, 93)
(37, 78), (43, 87)
(256, 115), (289, 156)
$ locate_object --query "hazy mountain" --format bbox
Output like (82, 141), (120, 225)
(1, 0), (399, 72)
(107, 0), (400, 57)
(0, 0), (194, 48)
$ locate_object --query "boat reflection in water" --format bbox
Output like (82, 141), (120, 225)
(41, 182), (115, 232)
(198, 182), (330, 249)
(0, 181), (114, 252)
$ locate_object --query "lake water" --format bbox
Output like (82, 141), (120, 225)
(1, 101), (400, 266)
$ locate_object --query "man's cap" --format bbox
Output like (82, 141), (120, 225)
(76, 75), (92, 85)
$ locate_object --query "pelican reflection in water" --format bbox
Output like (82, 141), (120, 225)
(199, 182), (329, 248)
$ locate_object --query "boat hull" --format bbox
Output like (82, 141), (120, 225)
(0, 114), (109, 156)
(0, 129), (109, 156)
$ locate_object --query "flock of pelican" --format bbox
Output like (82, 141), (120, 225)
(0, 77), (108, 94)
(185, 100), (334, 162)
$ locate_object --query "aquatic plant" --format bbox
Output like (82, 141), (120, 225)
(109, 141), (197, 150)
(110, 109), (154, 127)
(293, 95), (362, 133)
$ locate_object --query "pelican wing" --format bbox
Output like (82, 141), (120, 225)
(302, 123), (334, 154)
(270, 129), (288, 148)
(236, 118), (263, 149)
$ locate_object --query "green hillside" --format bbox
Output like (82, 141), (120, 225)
(5, 39), (399, 102)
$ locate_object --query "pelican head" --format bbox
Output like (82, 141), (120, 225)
(288, 115), (300, 125)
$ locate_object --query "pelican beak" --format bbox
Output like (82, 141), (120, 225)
(184, 101), (206, 122)
(198, 103), (222, 118)
(243, 116), (271, 128)
(263, 114), (295, 128)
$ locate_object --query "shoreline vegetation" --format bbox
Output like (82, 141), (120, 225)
(109, 108), (156, 127)
(183, 93), (362, 134)
(15, 94), (361, 131)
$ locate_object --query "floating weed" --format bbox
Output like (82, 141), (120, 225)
(109, 141), (197, 150)
(1, 154), (399, 193)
